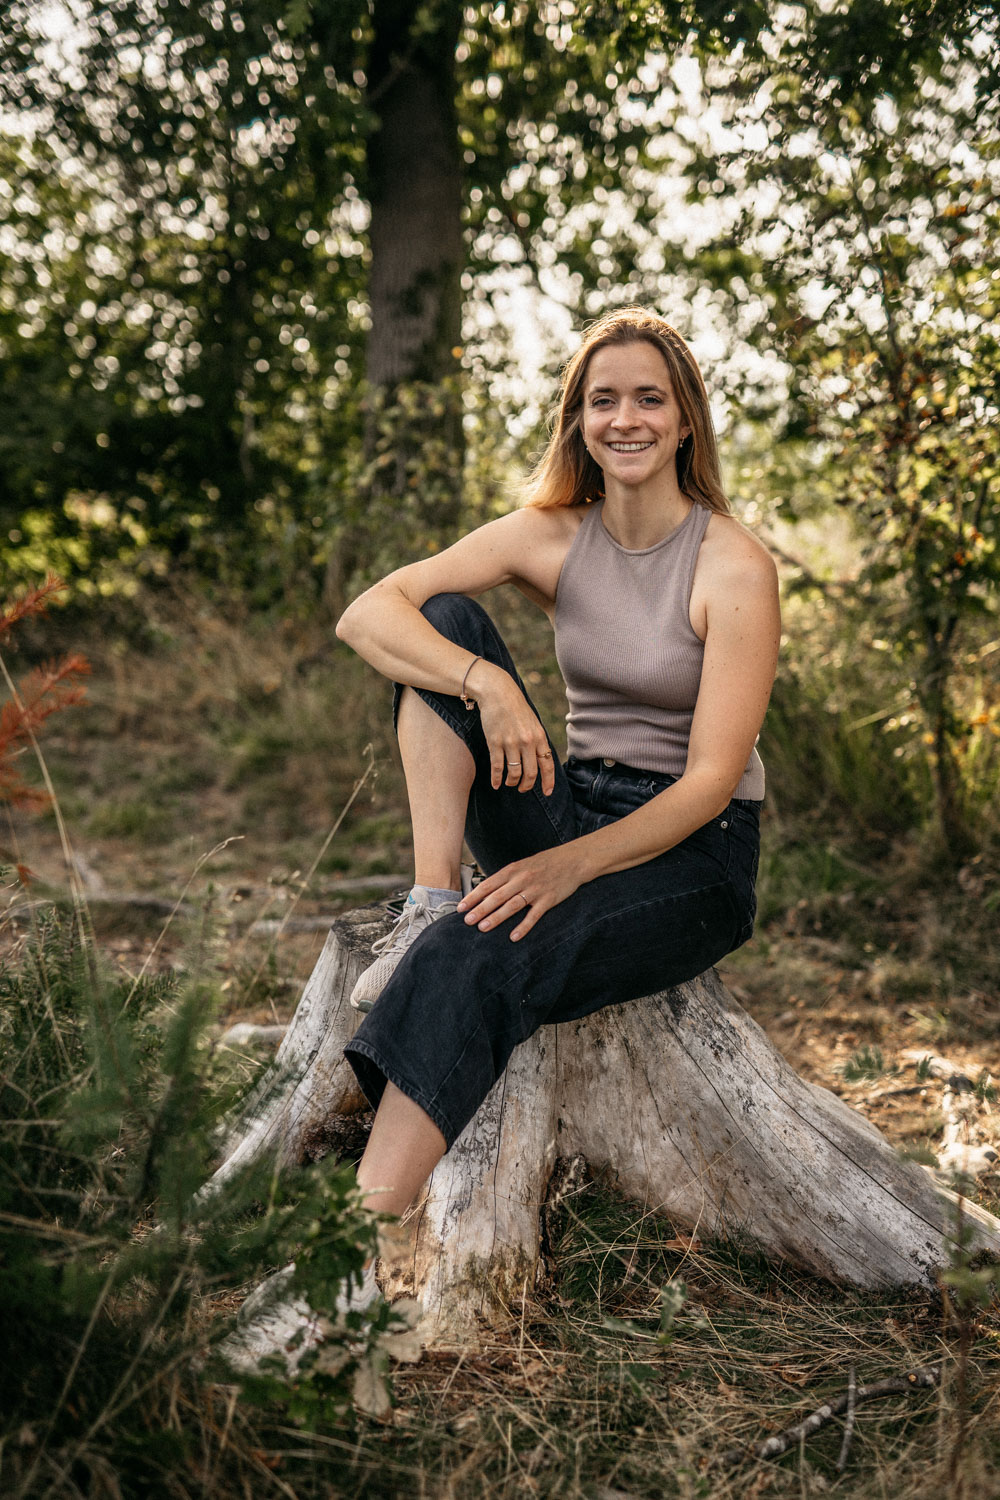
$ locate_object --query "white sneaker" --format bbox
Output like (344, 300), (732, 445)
(349, 885), (459, 1013)
(218, 1263), (322, 1376)
(218, 1261), (381, 1377)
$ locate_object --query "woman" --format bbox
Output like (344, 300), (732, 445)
(325, 306), (780, 1317)
(229, 307), (780, 1357)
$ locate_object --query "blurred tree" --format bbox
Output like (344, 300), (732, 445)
(681, 8), (1000, 853)
(0, 0), (994, 595)
(0, 0), (782, 578)
(0, 1), (367, 566)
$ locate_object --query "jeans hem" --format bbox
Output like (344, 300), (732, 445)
(344, 1038), (457, 1150)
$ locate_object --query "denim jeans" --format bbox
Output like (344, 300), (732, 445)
(345, 593), (761, 1149)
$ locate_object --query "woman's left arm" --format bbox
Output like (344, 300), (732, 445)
(459, 527), (780, 940)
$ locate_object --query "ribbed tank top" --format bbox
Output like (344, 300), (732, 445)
(554, 500), (765, 801)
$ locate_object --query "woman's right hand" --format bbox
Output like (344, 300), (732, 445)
(467, 659), (556, 796)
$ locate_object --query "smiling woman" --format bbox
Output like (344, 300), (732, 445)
(582, 343), (692, 520)
(223, 306), (781, 1366)
(526, 305), (732, 521)
(334, 303), (777, 1234)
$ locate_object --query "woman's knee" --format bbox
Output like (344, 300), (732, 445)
(420, 592), (492, 645)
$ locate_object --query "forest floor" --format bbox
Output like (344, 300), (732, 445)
(3, 585), (1000, 1497)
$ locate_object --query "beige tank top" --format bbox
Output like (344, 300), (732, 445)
(554, 500), (765, 800)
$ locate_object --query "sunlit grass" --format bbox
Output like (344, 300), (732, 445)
(4, 573), (1000, 1498)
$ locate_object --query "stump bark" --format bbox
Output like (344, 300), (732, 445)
(208, 903), (1000, 1347)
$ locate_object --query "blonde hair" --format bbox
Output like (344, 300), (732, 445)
(524, 307), (730, 515)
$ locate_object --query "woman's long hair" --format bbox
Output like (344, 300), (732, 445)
(524, 307), (731, 515)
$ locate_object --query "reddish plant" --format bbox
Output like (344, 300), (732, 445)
(0, 575), (90, 810)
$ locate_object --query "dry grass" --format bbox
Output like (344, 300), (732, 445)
(217, 1177), (999, 1499)
(3, 579), (1000, 1499)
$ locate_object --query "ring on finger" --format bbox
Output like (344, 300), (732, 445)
(516, 893), (528, 909)
(538, 750), (553, 759)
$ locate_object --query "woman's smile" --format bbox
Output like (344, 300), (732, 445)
(581, 341), (690, 493)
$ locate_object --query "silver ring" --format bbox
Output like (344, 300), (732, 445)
(517, 893), (528, 909)
(508, 761), (522, 768)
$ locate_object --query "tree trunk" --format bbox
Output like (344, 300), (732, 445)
(208, 903), (1000, 1348)
(363, 0), (465, 521)
(921, 632), (974, 858)
(327, 1), (466, 603)
(366, 0), (464, 391)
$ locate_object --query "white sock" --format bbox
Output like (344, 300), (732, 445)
(411, 884), (461, 908)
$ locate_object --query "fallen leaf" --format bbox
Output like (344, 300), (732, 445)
(353, 1353), (392, 1418)
(662, 1235), (702, 1253)
(773, 1365), (811, 1386)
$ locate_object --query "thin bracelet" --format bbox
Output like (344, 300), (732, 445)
(460, 655), (482, 711)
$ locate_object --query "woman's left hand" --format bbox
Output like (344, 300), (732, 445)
(457, 843), (587, 941)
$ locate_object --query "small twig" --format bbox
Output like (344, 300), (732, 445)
(0, 1210), (111, 1247)
(121, 836), (245, 1010)
(7, 894), (197, 921)
(715, 1362), (943, 1470)
(865, 1084), (935, 1100)
(0, 646), (93, 963)
(836, 1364), (857, 1473)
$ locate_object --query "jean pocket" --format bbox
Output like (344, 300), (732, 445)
(726, 805), (759, 944)
(681, 815), (733, 881)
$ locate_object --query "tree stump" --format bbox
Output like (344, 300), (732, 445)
(208, 903), (1000, 1347)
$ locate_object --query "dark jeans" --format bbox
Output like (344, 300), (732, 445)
(345, 594), (761, 1150)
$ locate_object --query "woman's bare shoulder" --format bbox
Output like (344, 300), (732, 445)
(484, 503), (587, 571)
(493, 504), (587, 604)
(689, 511), (777, 640)
(701, 511), (777, 585)
(376, 503), (586, 612)
(503, 503), (588, 541)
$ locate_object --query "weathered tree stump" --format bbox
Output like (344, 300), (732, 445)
(208, 903), (1000, 1347)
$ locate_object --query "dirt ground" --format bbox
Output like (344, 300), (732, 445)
(5, 804), (999, 1210)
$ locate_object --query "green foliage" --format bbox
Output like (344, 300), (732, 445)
(6, 1), (984, 582)
(654, 1279), (688, 1345)
(0, 0), (368, 567)
(682, 14), (1000, 852)
(974, 1070), (998, 1106)
(843, 1044), (891, 1082)
(86, 796), (174, 839)
(0, 909), (383, 1498)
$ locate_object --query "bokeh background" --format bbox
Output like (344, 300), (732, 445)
(2, 4), (1000, 1497)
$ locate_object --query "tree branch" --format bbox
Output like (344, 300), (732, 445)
(714, 1362), (943, 1471)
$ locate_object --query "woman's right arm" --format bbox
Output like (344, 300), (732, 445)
(335, 509), (571, 793)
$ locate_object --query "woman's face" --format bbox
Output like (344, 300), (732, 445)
(580, 340), (690, 493)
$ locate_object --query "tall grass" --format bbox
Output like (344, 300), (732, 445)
(0, 582), (388, 1498)
(3, 575), (999, 1498)
(0, 897), (397, 1499)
